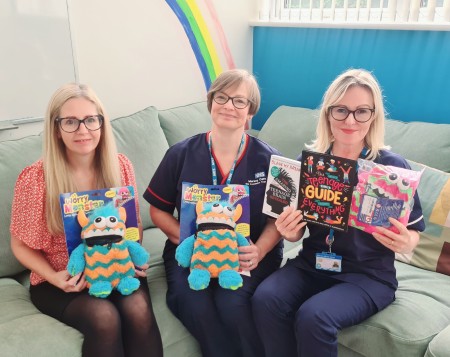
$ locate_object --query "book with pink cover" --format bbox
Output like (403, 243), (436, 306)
(349, 159), (422, 234)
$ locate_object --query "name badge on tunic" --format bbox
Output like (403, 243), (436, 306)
(315, 252), (342, 272)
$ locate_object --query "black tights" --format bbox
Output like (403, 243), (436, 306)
(62, 284), (163, 357)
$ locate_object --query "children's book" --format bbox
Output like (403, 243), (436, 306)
(262, 155), (301, 218)
(298, 150), (358, 231)
(349, 159), (422, 234)
(59, 186), (139, 255)
(180, 183), (251, 243)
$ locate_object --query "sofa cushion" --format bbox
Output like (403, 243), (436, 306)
(158, 102), (211, 147)
(396, 161), (450, 275)
(0, 135), (42, 277)
(385, 119), (450, 173)
(259, 106), (450, 174)
(0, 278), (83, 355)
(338, 261), (450, 357)
(258, 106), (319, 159)
(142, 228), (201, 356)
(425, 324), (450, 357)
(112, 106), (169, 229)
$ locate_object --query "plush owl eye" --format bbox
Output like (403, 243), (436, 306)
(397, 178), (411, 191)
(387, 173), (399, 184)
(211, 203), (223, 213)
(106, 216), (118, 228)
(94, 216), (106, 229)
(223, 205), (234, 217)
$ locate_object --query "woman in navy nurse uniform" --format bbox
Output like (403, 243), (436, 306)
(252, 69), (425, 357)
(144, 69), (283, 357)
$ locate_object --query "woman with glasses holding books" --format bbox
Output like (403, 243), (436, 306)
(10, 83), (163, 357)
(252, 69), (425, 357)
(144, 69), (283, 357)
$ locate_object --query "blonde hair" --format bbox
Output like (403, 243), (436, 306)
(207, 69), (261, 116)
(307, 68), (389, 160)
(43, 83), (121, 234)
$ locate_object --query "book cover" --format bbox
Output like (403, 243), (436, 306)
(349, 158), (422, 234)
(180, 182), (250, 243)
(59, 186), (139, 255)
(262, 155), (301, 218)
(179, 182), (251, 276)
(298, 150), (357, 231)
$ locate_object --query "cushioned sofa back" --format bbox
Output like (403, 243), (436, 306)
(112, 106), (169, 229)
(0, 135), (42, 277)
(158, 102), (211, 147)
(396, 161), (450, 275)
(259, 105), (450, 173)
(258, 106), (319, 159)
(385, 119), (450, 173)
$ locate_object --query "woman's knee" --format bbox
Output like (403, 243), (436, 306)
(252, 278), (286, 316)
(88, 303), (122, 334)
(295, 302), (334, 337)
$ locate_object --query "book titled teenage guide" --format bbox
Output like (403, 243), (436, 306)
(298, 150), (357, 231)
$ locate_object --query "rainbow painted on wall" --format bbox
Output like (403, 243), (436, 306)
(165, 0), (235, 89)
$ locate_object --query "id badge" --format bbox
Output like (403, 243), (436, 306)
(315, 252), (342, 272)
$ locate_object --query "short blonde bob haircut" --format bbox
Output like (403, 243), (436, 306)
(43, 83), (121, 234)
(207, 69), (261, 116)
(307, 68), (389, 160)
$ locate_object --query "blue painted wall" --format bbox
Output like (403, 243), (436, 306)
(253, 26), (450, 129)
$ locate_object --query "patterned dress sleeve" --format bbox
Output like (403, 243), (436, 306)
(10, 161), (52, 250)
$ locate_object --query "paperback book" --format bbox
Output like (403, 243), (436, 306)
(262, 155), (301, 218)
(59, 186), (139, 255)
(349, 159), (422, 234)
(298, 150), (358, 231)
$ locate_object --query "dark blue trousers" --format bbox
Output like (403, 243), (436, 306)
(252, 262), (380, 357)
(164, 240), (282, 357)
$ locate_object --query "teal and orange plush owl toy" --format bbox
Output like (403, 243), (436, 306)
(67, 204), (149, 298)
(176, 200), (249, 290)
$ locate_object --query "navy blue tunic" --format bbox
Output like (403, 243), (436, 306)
(144, 132), (282, 246)
(293, 149), (425, 308)
(144, 132), (283, 356)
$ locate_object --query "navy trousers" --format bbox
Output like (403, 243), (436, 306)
(252, 262), (380, 357)
(164, 240), (282, 357)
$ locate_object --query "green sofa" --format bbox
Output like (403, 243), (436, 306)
(0, 102), (449, 356)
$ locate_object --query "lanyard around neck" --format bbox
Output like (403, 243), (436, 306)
(326, 146), (368, 251)
(208, 132), (245, 185)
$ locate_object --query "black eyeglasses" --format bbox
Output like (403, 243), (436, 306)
(213, 92), (251, 109)
(56, 115), (104, 133)
(329, 106), (375, 123)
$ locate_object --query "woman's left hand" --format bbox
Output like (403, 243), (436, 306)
(238, 241), (261, 271)
(372, 217), (417, 254)
(135, 263), (150, 278)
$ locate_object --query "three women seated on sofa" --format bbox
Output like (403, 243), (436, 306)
(11, 68), (424, 357)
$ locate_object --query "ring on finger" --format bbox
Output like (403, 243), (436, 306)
(249, 260), (253, 267)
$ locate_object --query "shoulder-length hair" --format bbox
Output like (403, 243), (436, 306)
(307, 68), (389, 160)
(207, 69), (261, 116)
(43, 83), (121, 234)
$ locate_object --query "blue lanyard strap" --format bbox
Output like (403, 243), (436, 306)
(326, 146), (368, 253)
(208, 132), (246, 185)
(326, 229), (334, 253)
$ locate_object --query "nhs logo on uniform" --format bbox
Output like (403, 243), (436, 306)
(255, 172), (265, 179)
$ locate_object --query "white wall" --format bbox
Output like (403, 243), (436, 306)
(0, 0), (257, 140)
